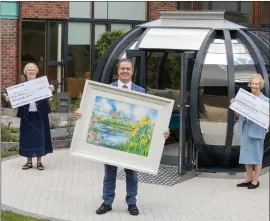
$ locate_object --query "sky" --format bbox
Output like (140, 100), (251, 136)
(92, 96), (158, 122)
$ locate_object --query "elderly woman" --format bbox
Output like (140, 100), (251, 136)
(4, 63), (54, 170)
(231, 74), (269, 189)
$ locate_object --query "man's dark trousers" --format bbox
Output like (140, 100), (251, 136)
(102, 164), (138, 205)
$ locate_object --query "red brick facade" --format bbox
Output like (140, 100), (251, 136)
(22, 1), (69, 19)
(1, 20), (18, 91)
(148, 1), (178, 20)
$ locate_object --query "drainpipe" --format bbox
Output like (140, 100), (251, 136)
(17, 2), (22, 83)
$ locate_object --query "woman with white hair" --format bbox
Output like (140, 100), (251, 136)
(231, 73), (269, 189)
(4, 63), (55, 170)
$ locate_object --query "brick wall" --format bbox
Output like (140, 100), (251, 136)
(1, 20), (18, 91)
(148, 1), (178, 20)
(22, 1), (69, 19)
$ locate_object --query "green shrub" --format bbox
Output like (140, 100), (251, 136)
(70, 93), (82, 112)
(1, 123), (19, 142)
(48, 95), (58, 112)
(96, 30), (124, 59)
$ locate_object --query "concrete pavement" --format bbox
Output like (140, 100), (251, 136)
(1, 149), (269, 221)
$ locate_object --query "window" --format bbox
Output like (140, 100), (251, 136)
(258, 2), (270, 25)
(0, 2), (18, 19)
(94, 1), (146, 20)
(21, 21), (46, 76)
(201, 2), (252, 22)
(111, 24), (131, 33)
(68, 22), (91, 98)
(69, 2), (92, 18)
(68, 22), (91, 78)
(95, 25), (107, 44)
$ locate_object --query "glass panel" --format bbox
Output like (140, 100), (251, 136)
(120, 41), (138, 59)
(212, 2), (238, 11)
(0, 2), (18, 19)
(111, 24), (131, 33)
(232, 64), (257, 145)
(233, 53), (254, 65)
(207, 44), (226, 53)
(240, 2), (252, 15)
(234, 65), (257, 83)
(95, 25), (107, 44)
(232, 44), (248, 54)
(146, 52), (164, 90)
(204, 53), (227, 65)
(259, 2), (269, 25)
(108, 2), (146, 20)
(178, 2), (192, 10)
(47, 65), (64, 89)
(207, 43), (248, 54)
(139, 28), (210, 50)
(94, 2), (107, 19)
(68, 22), (90, 45)
(69, 2), (91, 18)
(199, 64), (228, 145)
(250, 31), (270, 47)
(50, 22), (64, 62)
(213, 39), (239, 44)
(68, 23), (91, 97)
(22, 21), (46, 76)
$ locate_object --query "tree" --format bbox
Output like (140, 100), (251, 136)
(95, 30), (124, 59)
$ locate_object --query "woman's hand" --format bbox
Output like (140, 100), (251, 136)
(163, 129), (170, 140)
(74, 109), (82, 121)
(230, 98), (236, 104)
(48, 84), (55, 92)
(3, 93), (10, 102)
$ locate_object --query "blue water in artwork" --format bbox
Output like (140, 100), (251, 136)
(97, 122), (130, 146)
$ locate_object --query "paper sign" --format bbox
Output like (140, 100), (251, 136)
(6, 76), (52, 108)
(230, 88), (269, 129)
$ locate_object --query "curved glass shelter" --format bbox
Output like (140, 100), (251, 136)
(93, 11), (270, 174)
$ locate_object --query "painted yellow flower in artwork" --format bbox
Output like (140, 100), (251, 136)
(141, 117), (147, 125)
(142, 137), (147, 145)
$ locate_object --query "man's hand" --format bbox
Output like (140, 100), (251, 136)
(74, 109), (82, 121)
(163, 129), (170, 140)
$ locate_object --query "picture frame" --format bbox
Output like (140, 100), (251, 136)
(70, 80), (174, 175)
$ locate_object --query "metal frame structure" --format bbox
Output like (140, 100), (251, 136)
(93, 11), (270, 173)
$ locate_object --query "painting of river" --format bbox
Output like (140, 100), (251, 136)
(85, 96), (158, 157)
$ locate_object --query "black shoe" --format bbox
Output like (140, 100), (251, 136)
(96, 203), (112, 215)
(128, 204), (139, 216)
(237, 181), (252, 187)
(248, 182), (260, 189)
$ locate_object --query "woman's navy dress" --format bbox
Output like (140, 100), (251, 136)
(17, 99), (53, 157)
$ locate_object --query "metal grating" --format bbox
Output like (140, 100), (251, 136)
(117, 164), (182, 186)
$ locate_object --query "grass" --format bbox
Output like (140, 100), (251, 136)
(1, 211), (49, 221)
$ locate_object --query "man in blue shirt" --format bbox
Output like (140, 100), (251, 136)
(75, 58), (170, 216)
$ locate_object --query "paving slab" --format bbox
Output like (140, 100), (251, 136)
(1, 149), (269, 221)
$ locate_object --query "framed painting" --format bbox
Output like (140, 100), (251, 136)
(70, 80), (174, 175)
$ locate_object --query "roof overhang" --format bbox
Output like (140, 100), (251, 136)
(137, 10), (248, 30)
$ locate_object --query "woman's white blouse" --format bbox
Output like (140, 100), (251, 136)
(29, 102), (37, 112)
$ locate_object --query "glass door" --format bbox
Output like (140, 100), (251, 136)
(126, 50), (146, 88)
(46, 20), (68, 92)
(21, 21), (46, 80)
(178, 51), (196, 175)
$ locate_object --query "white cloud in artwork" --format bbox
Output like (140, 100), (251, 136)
(115, 102), (131, 118)
(99, 98), (112, 113)
(133, 106), (148, 121)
